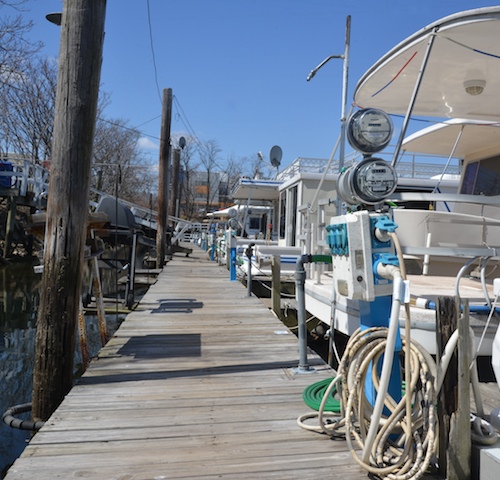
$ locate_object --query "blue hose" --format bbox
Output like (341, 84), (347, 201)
(426, 301), (500, 314)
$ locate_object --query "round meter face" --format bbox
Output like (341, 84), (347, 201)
(347, 108), (393, 154)
(353, 158), (397, 204)
(337, 157), (398, 205)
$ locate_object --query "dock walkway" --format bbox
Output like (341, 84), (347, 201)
(5, 245), (365, 479)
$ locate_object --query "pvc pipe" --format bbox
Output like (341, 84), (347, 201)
(295, 255), (311, 371)
(362, 272), (403, 463)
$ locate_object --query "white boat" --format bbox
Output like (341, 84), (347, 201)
(291, 9), (500, 479)
(295, 7), (500, 362)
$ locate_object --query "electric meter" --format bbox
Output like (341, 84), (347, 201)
(337, 157), (398, 205)
(347, 108), (393, 154)
(228, 218), (239, 229)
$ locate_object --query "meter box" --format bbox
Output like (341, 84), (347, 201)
(326, 211), (395, 301)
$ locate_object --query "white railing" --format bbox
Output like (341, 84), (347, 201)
(0, 158), (50, 203)
(278, 150), (462, 181)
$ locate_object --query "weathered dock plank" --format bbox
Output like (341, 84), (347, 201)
(4, 245), (455, 479)
(4, 245), (371, 480)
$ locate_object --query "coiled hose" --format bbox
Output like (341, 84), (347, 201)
(298, 229), (498, 479)
(298, 326), (437, 479)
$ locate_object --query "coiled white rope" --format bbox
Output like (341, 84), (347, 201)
(298, 228), (497, 479)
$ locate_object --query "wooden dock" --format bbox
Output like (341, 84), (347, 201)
(4, 245), (366, 479)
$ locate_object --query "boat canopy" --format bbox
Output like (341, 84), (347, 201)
(402, 119), (500, 160)
(206, 204), (272, 218)
(354, 7), (500, 120)
(231, 178), (281, 201)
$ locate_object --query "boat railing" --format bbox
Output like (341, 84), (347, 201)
(0, 157), (50, 204)
(277, 149), (461, 181)
(296, 200), (331, 282)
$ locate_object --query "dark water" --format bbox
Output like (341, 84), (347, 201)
(0, 262), (125, 478)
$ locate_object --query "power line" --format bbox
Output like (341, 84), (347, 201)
(146, 0), (162, 105)
(172, 96), (224, 169)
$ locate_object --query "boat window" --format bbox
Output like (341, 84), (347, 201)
(279, 190), (286, 239)
(248, 217), (260, 231)
(461, 156), (500, 195)
(290, 186), (298, 247)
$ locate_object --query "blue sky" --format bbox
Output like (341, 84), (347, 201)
(19, 0), (500, 170)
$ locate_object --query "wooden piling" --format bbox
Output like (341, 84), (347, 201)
(3, 196), (17, 258)
(271, 255), (281, 319)
(156, 88), (172, 268)
(31, 0), (106, 422)
(436, 296), (471, 479)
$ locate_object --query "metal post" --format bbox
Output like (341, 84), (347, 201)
(126, 232), (137, 309)
(228, 229), (237, 281)
(293, 255), (315, 373)
(246, 243), (254, 297)
(391, 28), (437, 168)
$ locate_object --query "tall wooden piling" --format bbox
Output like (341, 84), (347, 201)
(31, 0), (107, 422)
(170, 148), (181, 217)
(156, 88), (172, 268)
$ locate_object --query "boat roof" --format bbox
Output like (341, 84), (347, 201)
(402, 119), (500, 160)
(231, 178), (281, 201)
(206, 204), (271, 218)
(354, 7), (500, 120)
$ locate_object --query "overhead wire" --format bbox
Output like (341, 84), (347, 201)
(145, 0), (162, 105)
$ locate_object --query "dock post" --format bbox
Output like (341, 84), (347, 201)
(271, 255), (281, 319)
(228, 231), (237, 281)
(90, 255), (109, 346)
(210, 228), (215, 261)
(436, 296), (470, 479)
(246, 243), (254, 297)
(156, 88), (172, 269)
(3, 196), (17, 259)
(32, 0), (106, 423)
(293, 255), (315, 373)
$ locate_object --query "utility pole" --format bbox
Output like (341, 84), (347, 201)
(31, 0), (106, 422)
(170, 148), (181, 217)
(156, 88), (172, 268)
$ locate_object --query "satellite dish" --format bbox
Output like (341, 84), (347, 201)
(270, 145), (282, 168)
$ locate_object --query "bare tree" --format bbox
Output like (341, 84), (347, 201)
(0, 2), (44, 158)
(198, 139), (222, 215)
(220, 153), (243, 207)
(0, 57), (57, 160)
(91, 117), (156, 206)
(240, 152), (274, 179)
(0, 6), (41, 76)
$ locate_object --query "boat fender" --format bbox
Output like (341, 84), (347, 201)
(2, 403), (45, 431)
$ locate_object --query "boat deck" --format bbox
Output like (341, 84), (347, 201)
(4, 245), (366, 479)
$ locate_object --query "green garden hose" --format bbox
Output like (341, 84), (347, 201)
(302, 377), (341, 412)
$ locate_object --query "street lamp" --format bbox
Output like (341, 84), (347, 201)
(46, 12), (62, 26)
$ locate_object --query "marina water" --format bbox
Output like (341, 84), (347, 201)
(0, 262), (124, 478)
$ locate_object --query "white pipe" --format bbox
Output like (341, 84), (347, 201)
(422, 232), (432, 275)
(361, 270), (403, 463)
